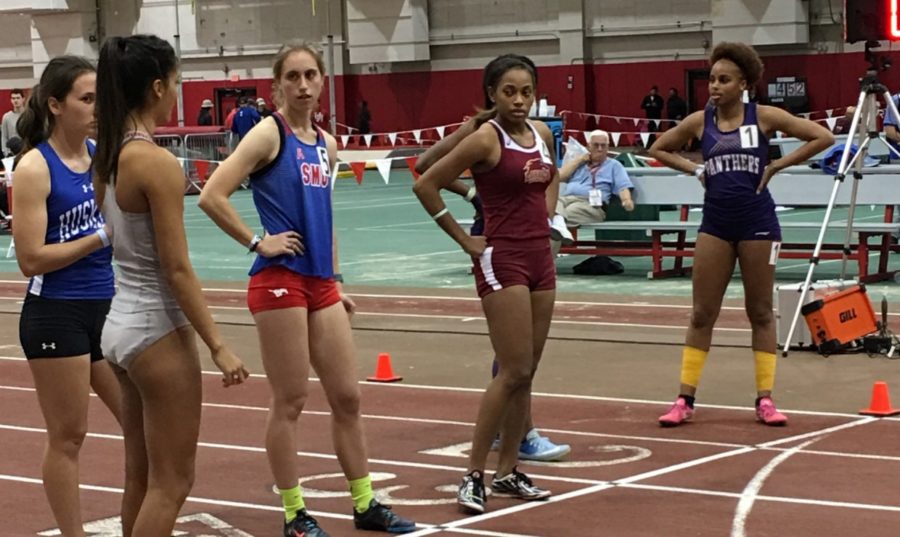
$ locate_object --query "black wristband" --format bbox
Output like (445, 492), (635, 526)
(333, 273), (344, 283)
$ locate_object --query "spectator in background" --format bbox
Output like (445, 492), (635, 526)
(197, 98), (214, 126)
(231, 97), (261, 140)
(641, 85), (664, 137)
(313, 100), (329, 131)
(666, 88), (687, 127)
(553, 130), (634, 248)
(224, 103), (238, 131)
(358, 100), (371, 134)
(256, 97), (272, 118)
(2, 88), (25, 157)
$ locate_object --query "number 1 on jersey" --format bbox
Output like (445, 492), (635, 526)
(739, 125), (758, 149)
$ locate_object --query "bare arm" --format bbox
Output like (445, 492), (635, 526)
(199, 116), (301, 258)
(757, 105), (834, 191)
(12, 149), (108, 278)
(558, 153), (588, 182)
(534, 120), (561, 217)
(413, 124), (496, 254)
(414, 118), (477, 174)
(324, 132), (355, 313)
(886, 125), (900, 145)
(648, 110), (705, 174)
(759, 105), (834, 171)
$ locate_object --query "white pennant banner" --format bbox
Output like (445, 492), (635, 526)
(388, 132), (398, 146)
(583, 131), (592, 142)
(825, 117), (838, 131)
(436, 125), (446, 139)
(363, 134), (373, 147)
(610, 132), (621, 147)
(653, 119), (661, 128)
(632, 118), (641, 126)
(340, 135), (350, 148)
(639, 132), (651, 147)
(413, 129), (422, 143)
(826, 109), (834, 118)
(375, 159), (392, 184)
(800, 113), (810, 119)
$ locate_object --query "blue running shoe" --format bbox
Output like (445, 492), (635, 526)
(517, 429), (571, 462)
(353, 498), (417, 533)
(284, 509), (330, 537)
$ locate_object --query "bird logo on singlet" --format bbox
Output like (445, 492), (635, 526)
(269, 288), (289, 298)
(522, 157), (552, 184)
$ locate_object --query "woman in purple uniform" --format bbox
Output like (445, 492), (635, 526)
(649, 42), (833, 427)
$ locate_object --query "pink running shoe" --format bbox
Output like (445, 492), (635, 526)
(659, 397), (694, 427)
(756, 397), (787, 426)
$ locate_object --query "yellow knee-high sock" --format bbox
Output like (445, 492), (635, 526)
(279, 485), (305, 522)
(679, 346), (709, 388)
(754, 350), (776, 392)
(349, 475), (375, 513)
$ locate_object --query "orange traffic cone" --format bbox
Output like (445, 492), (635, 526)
(367, 352), (402, 382)
(859, 381), (900, 416)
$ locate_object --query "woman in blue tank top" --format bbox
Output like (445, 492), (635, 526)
(200, 42), (415, 536)
(12, 55), (122, 535)
(649, 42), (834, 428)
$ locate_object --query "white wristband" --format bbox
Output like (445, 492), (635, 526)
(693, 166), (705, 178)
(96, 228), (110, 248)
(464, 187), (477, 202)
(431, 207), (450, 221)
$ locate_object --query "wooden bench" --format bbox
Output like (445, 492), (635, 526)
(561, 164), (900, 281)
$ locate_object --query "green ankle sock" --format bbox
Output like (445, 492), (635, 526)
(279, 485), (305, 522)
(348, 475), (375, 513)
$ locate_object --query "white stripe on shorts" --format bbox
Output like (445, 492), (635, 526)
(479, 246), (503, 291)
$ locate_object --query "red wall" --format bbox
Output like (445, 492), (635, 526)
(3, 49), (900, 134)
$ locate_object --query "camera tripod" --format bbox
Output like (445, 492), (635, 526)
(781, 47), (900, 356)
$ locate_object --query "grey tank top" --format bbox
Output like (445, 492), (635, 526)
(103, 149), (181, 313)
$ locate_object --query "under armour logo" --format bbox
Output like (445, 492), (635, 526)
(42, 342), (56, 350)
(269, 288), (289, 298)
(82, 183), (94, 193)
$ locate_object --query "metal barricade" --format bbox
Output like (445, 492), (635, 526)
(153, 134), (185, 159)
(184, 132), (233, 163)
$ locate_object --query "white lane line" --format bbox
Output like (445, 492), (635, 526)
(758, 417), (878, 448)
(0, 473), (360, 523)
(0, 355), (875, 419)
(10, 384), (898, 460)
(731, 438), (820, 537)
(627, 483), (900, 513)
(0, 423), (601, 486)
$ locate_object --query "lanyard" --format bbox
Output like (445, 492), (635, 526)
(588, 162), (603, 189)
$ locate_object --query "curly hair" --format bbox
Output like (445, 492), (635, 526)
(709, 42), (764, 86)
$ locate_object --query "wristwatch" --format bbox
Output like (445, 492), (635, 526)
(248, 234), (262, 252)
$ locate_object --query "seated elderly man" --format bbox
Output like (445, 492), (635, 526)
(550, 130), (634, 245)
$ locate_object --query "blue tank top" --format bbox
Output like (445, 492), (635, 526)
(27, 141), (114, 299)
(701, 102), (773, 210)
(248, 113), (333, 278)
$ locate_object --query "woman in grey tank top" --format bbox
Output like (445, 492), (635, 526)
(94, 35), (248, 536)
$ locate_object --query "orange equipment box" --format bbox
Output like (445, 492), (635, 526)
(800, 284), (877, 354)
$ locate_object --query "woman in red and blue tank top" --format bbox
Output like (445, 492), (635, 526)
(649, 42), (833, 428)
(415, 54), (560, 514)
(200, 41), (415, 536)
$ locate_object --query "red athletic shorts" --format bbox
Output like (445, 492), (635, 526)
(472, 240), (556, 299)
(247, 266), (341, 314)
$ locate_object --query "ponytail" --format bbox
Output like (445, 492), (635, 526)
(15, 84), (45, 160)
(95, 34), (177, 185)
(94, 37), (129, 185)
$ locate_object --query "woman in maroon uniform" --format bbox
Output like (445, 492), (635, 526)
(414, 54), (560, 514)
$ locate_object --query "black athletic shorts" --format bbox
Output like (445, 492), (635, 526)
(19, 294), (111, 362)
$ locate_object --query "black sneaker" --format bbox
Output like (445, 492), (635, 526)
(284, 509), (330, 537)
(491, 467), (551, 500)
(353, 498), (417, 533)
(457, 470), (487, 514)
